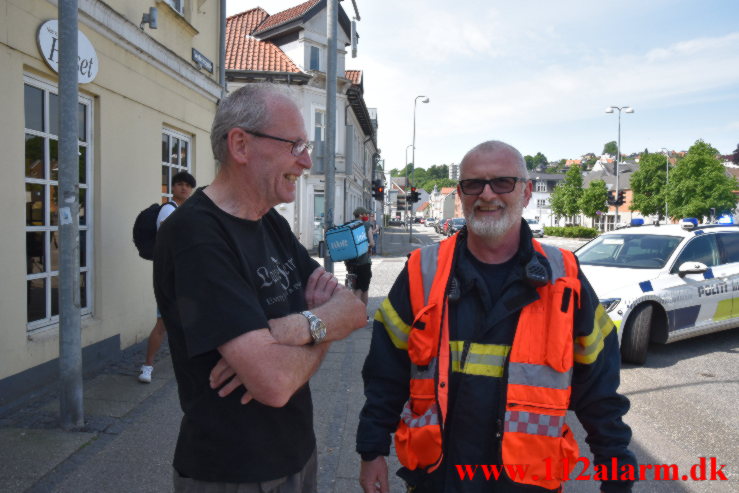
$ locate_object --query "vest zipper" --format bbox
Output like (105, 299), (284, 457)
(460, 340), (471, 370)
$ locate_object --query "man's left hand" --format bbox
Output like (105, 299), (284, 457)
(210, 357), (253, 404)
(305, 266), (341, 308)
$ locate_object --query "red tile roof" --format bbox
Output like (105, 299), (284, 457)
(441, 187), (457, 195)
(253, 0), (320, 35)
(345, 69), (362, 85)
(226, 8), (302, 72)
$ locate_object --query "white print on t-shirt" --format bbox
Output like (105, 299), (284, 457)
(256, 256), (297, 291)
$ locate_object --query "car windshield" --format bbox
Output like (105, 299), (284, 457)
(576, 233), (683, 269)
(526, 219), (538, 225)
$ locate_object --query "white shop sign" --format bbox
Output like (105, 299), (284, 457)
(37, 20), (98, 84)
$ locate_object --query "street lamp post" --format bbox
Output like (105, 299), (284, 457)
(405, 144), (413, 226)
(605, 105), (634, 229)
(661, 148), (670, 221)
(410, 95), (430, 242)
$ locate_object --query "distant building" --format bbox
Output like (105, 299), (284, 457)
(448, 163), (459, 180)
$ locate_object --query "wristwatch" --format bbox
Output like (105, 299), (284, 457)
(301, 310), (327, 345)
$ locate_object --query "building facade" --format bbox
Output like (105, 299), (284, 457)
(1, 0), (222, 406)
(225, 1), (379, 250)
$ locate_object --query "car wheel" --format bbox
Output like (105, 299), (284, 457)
(621, 303), (653, 365)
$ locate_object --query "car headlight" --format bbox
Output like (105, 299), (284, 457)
(599, 298), (621, 312)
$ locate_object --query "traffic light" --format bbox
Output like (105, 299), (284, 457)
(410, 187), (420, 203)
(372, 179), (385, 201)
(607, 191), (615, 206)
(616, 190), (625, 206)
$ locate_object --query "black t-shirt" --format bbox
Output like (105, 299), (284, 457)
(153, 188), (320, 483)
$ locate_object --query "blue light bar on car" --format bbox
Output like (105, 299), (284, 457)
(680, 218), (698, 230)
(718, 214), (734, 225)
(630, 218), (644, 226)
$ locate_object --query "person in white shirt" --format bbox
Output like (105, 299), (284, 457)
(139, 171), (196, 383)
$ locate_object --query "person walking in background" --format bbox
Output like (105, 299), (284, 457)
(369, 213), (380, 255)
(138, 171), (196, 383)
(357, 140), (636, 493)
(154, 83), (365, 492)
(345, 207), (374, 306)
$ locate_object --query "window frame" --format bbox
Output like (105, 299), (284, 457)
(24, 74), (94, 333)
(160, 128), (192, 203)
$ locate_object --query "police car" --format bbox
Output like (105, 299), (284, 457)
(576, 218), (739, 364)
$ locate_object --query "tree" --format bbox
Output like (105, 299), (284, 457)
(666, 140), (737, 220)
(533, 152), (548, 169)
(550, 164), (583, 220)
(524, 155), (535, 170)
(578, 180), (608, 223)
(733, 143), (739, 165)
(582, 154), (598, 169)
(630, 151), (669, 219)
(603, 141), (618, 156)
(426, 164), (450, 180)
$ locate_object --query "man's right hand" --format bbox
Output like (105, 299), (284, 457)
(359, 456), (389, 493)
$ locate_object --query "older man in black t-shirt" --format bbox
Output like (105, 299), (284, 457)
(154, 84), (366, 492)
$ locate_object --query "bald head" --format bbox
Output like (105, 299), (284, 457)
(460, 140), (528, 180)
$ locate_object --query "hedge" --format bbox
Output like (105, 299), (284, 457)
(543, 226), (599, 238)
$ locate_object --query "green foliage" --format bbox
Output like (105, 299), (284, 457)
(426, 164), (450, 180)
(582, 155), (598, 169)
(603, 141), (618, 156)
(550, 165), (583, 218)
(533, 152), (548, 168)
(524, 155), (535, 170)
(630, 152), (669, 218)
(665, 140), (737, 219)
(543, 226), (599, 238)
(578, 180), (608, 219)
(732, 143), (739, 165)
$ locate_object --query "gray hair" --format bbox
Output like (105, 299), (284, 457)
(210, 83), (293, 165)
(460, 140), (528, 179)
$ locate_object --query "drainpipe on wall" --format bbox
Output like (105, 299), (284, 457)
(219, 0), (227, 99)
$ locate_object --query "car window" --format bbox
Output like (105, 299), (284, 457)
(671, 234), (720, 273)
(718, 232), (739, 263)
(577, 234), (682, 268)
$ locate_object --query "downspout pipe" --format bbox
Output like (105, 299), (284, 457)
(219, 0), (227, 99)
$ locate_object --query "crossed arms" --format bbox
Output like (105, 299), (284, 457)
(210, 266), (366, 408)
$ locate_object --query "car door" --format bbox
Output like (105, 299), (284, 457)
(666, 233), (725, 334)
(716, 231), (739, 321)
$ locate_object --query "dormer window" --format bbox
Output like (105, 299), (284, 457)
(309, 46), (320, 71)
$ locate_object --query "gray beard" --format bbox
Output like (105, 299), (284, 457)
(465, 198), (523, 240)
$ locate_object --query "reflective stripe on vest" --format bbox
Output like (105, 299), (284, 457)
(504, 410), (566, 437)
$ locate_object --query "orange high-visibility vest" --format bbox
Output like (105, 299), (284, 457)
(394, 234), (581, 489)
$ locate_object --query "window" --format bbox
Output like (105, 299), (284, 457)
(309, 46), (320, 71)
(24, 76), (92, 331)
(314, 109), (325, 144)
(536, 181), (547, 192)
(161, 129), (191, 203)
(536, 199), (547, 208)
(718, 232), (739, 264)
(672, 235), (720, 273)
(163, 0), (185, 15)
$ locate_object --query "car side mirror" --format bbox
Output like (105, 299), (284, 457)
(678, 261), (708, 276)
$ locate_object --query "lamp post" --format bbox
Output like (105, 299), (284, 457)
(605, 105), (634, 228)
(405, 144), (413, 225)
(660, 148), (670, 221)
(410, 95), (430, 242)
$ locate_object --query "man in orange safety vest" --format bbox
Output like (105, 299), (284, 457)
(357, 141), (636, 493)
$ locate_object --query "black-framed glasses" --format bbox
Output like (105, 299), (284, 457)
(224, 128), (313, 156)
(458, 177), (527, 195)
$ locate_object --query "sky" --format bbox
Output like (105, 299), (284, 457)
(227, 0), (739, 171)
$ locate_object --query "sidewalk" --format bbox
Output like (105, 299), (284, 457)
(0, 226), (435, 493)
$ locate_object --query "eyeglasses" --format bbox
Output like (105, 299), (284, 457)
(458, 177), (527, 195)
(225, 128), (313, 156)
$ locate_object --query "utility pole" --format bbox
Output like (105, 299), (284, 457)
(58, 0), (84, 429)
(323, 0), (338, 274)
